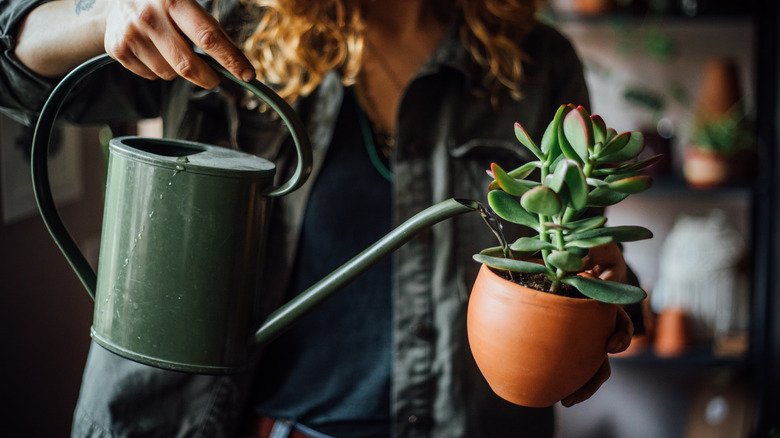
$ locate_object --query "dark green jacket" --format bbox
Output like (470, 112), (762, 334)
(1, 1), (590, 436)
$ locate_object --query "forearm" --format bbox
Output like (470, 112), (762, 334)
(14, 0), (107, 78)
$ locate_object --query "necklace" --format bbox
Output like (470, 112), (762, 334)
(354, 37), (408, 158)
(354, 87), (394, 183)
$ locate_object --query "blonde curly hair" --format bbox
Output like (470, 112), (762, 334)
(240, 0), (537, 102)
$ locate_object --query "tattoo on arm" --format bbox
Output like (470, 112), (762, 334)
(75, 0), (96, 15)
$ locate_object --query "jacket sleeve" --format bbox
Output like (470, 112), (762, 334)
(0, 0), (54, 124)
(0, 0), (171, 126)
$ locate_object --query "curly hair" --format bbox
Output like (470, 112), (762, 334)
(240, 0), (538, 102)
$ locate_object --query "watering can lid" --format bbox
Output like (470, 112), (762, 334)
(110, 137), (275, 178)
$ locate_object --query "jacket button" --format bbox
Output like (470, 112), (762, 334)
(407, 414), (432, 429)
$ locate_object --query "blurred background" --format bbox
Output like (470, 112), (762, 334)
(1, 0), (778, 436)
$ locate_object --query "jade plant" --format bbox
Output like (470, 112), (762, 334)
(474, 104), (660, 305)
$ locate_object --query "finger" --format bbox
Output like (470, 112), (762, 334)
(168, 0), (255, 82)
(105, 15), (165, 81)
(606, 306), (634, 354)
(561, 358), (611, 407)
(128, 0), (221, 88)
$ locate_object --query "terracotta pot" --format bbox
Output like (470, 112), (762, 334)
(683, 147), (731, 188)
(573, 0), (615, 15)
(653, 308), (693, 357)
(467, 264), (618, 407)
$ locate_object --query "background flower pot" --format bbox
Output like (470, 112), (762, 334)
(683, 147), (731, 188)
(467, 264), (618, 407)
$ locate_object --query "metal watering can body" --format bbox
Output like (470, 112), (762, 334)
(93, 137), (275, 372)
(32, 54), (479, 374)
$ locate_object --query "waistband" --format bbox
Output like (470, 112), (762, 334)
(241, 416), (335, 438)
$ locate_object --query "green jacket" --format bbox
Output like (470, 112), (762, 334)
(1, 1), (591, 436)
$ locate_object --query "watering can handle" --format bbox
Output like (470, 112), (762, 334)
(31, 53), (313, 299)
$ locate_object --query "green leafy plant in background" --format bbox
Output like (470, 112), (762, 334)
(474, 104), (660, 305)
(691, 105), (754, 155)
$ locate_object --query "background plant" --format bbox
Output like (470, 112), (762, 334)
(474, 104), (660, 305)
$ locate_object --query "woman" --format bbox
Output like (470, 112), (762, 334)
(1, 0), (636, 436)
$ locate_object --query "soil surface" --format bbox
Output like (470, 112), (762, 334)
(495, 269), (588, 299)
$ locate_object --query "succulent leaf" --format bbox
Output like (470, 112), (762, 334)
(563, 161), (588, 210)
(521, 186), (562, 216)
(586, 178), (609, 187)
(487, 190), (540, 230)
(510, 237), (557, 252)
(492, 163), (535, 196)
(562, 276), (647, 304)
(599, 131), (644, 164)
(566, 216), (608, 233)
(598, 132), (630, 159)
(514, 123), (544, 160)
(548, 250), (584, 272)
(547, 159), (569, 193)
(586, 186), (629, 207)
(594, 154), (664, 177)
(562, 106), (592, 163)
(566, 246), (590, 257)
(473, 254), (552, 275)
(607, 175), (653, 194)
(566, 236), (614, 249)
(565, 225), (653, 244)
(591, 114), (607, 146)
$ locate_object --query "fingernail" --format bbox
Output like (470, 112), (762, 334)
(241, 69), (255, 82)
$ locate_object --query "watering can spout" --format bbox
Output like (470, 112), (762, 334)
(252, 198), (481, 347)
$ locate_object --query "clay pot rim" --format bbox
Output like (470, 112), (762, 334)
(478, 264), (611, 309)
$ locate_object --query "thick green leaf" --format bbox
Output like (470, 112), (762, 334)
(586, 178), (608, 187)
(566, 216), (608, 233)
(595, 154), (665, 177)
(605, 127), (618, 144)
(600, 131), (644, 164)
(541, 105), (570, 158)
(566, 246), (590, 257)
(591, 114), (607, 146)
(477, 246), (506, 257)
(510, 237), (557, 252)
(586, 187), (629, 207)
(521, 186), (562, 216)
(548, 250), (584, 272)
(507, 161), (541, 178)
(607, 175), (653, 194)
(514, 123), (544, 160)
(562, 106), (592, 163)
(562, 276), (647, 304)
(565, 236), (613, 249)
(563, 160), (588, 211)
(598, 132), (630, 160)
(488, 190), (539, 230)
(492, 163), (535, 196)
(473, 254), (552, 275)
(565, 225), (653, 243)
(546, 159), (569, 193)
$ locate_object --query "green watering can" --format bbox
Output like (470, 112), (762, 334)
(31, 54), (480, 374)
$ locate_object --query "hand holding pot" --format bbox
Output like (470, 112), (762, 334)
(560, 307), (634, 407)
(561, 243), (635, 407)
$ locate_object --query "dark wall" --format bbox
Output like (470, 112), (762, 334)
(0, 126), (104, 436)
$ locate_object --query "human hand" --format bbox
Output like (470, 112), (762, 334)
(560, 306), (634, 407)
(561, 244), (635, 407)
(103, 0), (255, 88)
(581, 242), (628, 284)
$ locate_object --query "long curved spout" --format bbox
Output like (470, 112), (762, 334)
(253, 198), (481, 346)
